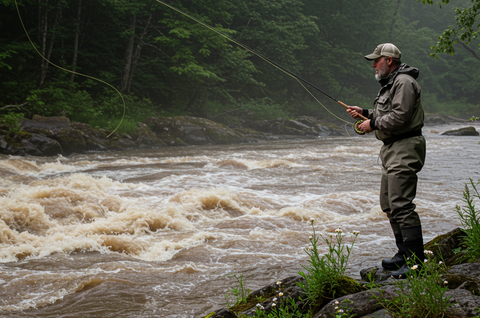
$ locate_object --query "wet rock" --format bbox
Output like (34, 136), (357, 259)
(135, 122), (167, 148)
(360, 309), (392, 318)
(313, 285), (400, 318)
(445, 289), (480, 317)
(360, 267), (397, 282)
(245, 117), (344, 137)
(0, 135), (8, 150)
(296, 116), (344, 136)
(146, 116), (247, 146)
(424, 227), (465, 265)
(448, 262), (480, 278)
(441, 126), (479, 136)
(70, 122), (109, 151)
(21, 138), (43, 156)
(71, 122), (137, 151)
(20, 116), (86, 155)
(234, 275), (306, 317)
(207, 308), (237, 318)
(25, 133), (63, 156)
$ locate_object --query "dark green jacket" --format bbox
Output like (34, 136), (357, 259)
(366, 63), (424, 141)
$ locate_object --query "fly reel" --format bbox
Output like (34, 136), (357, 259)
(354, 120), (365, 135)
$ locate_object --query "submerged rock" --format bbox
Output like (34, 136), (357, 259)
(441, 126), (479, 136)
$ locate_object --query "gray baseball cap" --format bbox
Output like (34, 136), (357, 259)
(365, 43), (401, 60)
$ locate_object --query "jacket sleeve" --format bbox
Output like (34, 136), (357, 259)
(373, 75), (418, 131)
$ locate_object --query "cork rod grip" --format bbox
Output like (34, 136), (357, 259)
(337, 100), (368, 121)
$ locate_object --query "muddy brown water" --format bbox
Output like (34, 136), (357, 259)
(0, 123), (478, 317)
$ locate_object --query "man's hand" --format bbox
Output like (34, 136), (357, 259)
(346, 106), (363, 119)
(358, 119), (373, 133)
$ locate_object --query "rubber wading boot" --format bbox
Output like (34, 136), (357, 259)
(382, 221), (407, 270)
(390, 225), (425, 279)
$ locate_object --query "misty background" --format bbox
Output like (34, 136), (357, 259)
(1, 0), (479, 131)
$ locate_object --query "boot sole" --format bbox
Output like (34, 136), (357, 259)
(381, 262), (406, 271)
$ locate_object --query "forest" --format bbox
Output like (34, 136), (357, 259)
(1, 0), (479, 133)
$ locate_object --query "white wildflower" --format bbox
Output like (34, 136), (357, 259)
(272, 303), (276, 307)
(444, 281), (448, 284)
(278, 292), (283, 297)
(335, 228), (342, 233)
(411, 265), (418, 270)
(439, 261), (443, 265)
(424, 259), (428, 263)
(276, 281), (282, 285)
(310, 218), (315, 223)
(273, 298), (277, 302)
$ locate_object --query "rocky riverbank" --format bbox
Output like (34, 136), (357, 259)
(0, 114), (478, 156)
(205, 228), (480, 318)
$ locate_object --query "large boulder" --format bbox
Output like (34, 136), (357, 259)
(245, 116), (344, 137)
(70, 122), (109, 151)
(135, 122), (167, 148)
(0, 131), (62, 156)
(20, 115), (86, 155)
(25, 133), (63, 156)
(146, 116), (247, 146)
(441, 126), (479, 136)
(296, 116), (344, 136)
(313, 285), (400, 318)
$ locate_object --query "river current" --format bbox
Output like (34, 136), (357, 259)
(0, 122), (478, 317)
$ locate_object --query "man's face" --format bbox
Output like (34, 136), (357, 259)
(372, 56), (391, 80)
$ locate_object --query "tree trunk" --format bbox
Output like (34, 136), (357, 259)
(70, 0), (82, 83)
(120, 13), (136, 93)
(37, 0), (49, 88)
(37, 0), (62, 88)
(126, 11), (152, 93)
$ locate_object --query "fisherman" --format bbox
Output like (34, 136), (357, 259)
(346, 43), (426, 278)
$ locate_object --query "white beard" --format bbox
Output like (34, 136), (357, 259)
(375, 62), (390, 80)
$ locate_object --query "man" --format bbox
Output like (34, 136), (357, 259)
(347, 43), (426, 278)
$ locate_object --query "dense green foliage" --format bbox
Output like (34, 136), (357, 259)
(456, 178), (480, 262)
(1, 0), (478, 128)
(420, 0), (480, 58)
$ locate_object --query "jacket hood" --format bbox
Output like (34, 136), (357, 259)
(379, 63), (419, 87)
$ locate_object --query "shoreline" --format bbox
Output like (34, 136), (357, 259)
(0, 114), (477, 157)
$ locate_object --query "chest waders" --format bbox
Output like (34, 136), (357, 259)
(379, 136), (426, 277)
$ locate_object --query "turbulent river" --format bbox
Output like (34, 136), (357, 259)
(0, 122), (478, 317)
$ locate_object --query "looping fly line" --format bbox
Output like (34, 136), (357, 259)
(155, 0), (368, 130)
(15, 0), (125, 138)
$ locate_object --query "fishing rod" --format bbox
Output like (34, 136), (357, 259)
(155, 0), (368, 135)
